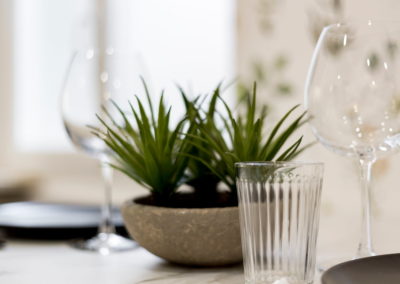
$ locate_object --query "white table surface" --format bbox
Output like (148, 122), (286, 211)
(0, 240), (324, 284)
(0, 193), (398, 284)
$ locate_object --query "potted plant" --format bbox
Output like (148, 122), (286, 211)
(96, 81), (308, 266)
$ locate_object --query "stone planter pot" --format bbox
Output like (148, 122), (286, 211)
(121, 197), (242, 266)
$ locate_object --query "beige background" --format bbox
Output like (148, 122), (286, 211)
(1, 0), (400, 261)
(237, 0), (400, 257)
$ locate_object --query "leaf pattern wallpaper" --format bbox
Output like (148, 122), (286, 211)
(236, 0), (400, 254)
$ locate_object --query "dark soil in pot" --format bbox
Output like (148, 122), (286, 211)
(135, 191), (238, 209)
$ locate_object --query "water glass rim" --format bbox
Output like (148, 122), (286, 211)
(235, 161), (323, 168)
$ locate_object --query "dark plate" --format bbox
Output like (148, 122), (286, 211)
(0, 202), (128, 240)
(322, 254), (400, 284)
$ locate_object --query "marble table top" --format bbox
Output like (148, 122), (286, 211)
(0, 241), (323, 284)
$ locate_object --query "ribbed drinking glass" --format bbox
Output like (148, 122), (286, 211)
(236, 161), (324, 284)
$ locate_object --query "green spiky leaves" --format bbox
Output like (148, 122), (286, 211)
(184, 83), (310, 193)
(95, 81), (194, 200)
(95, 81), (310, 202)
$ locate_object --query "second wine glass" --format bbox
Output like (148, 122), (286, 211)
(61, 49), (137, 254)
(305, 20), (400, 263)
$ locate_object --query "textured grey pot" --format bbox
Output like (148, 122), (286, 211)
(121, 198), (242, 266)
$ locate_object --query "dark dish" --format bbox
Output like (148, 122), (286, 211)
(0, 202), (128, 240)
(322, 253), (400, 284)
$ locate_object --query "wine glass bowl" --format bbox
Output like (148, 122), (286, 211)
(62, 49), (129, 158)
(306, 21), (400, 159)
(61, 49), (137, 254)
(305, 20), (400, 262)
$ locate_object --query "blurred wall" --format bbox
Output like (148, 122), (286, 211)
(237, 0), (400, 257)
(0, 1), (13, 166)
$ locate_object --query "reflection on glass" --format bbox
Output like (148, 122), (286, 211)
(305, 20), (400, 263)
(61, 49), (136, 254)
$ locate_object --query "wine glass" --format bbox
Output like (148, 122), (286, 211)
(61, 48), (137, 254)
(305, 20), (400, 265)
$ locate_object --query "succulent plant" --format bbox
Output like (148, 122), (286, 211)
(95, 81), (194, 202)
(185, 83), (310, 197)
(180, 87), (222, 197)
(95, 81), (310, 206)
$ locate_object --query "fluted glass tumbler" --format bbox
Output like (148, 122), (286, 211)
(236, 162), (324, 284)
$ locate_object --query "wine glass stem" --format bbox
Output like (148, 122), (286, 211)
(99, 155), (116, 235)
(356, 158), (375, 258)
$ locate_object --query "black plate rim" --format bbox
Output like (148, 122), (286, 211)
(322, 253), (400, 283)
(0, 201), (124, 229)
(0, 201), (128, 240)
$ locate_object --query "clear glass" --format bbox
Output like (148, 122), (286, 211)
(61, 49), (137, 254)
(236, 162), (324, 284)
(305, 20), (400, 262)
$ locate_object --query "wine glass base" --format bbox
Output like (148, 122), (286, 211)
(70, 232), (137, 255)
